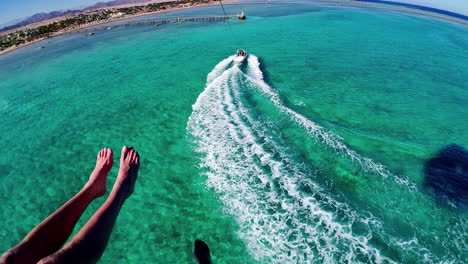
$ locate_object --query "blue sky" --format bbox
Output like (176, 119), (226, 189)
(395, 0), (468, 15)
(0, 0), (467, 26)
(0, 0), (98, 26)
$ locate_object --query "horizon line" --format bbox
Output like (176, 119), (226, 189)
(1, 0), (467, 30)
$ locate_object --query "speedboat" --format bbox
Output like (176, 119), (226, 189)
(233, 49), (248, 64)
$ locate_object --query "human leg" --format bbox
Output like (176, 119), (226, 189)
(38, 146), (139, 264)
(194, 239), (212, 264)
(0, 148), (113, 264)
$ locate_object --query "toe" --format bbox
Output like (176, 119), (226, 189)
(127, 149), (135, 161)
(121, 146), (128, 159)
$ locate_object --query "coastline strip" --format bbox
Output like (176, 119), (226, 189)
(1, 0), (467, 57)
(0, 0), (237, 57)
(228, 1), (468, 24)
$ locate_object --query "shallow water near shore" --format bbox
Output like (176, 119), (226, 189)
(0, 2), (467, 263)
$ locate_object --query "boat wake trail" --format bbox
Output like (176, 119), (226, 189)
(244, 55), (417, 190)
(187, 56), (432, 263)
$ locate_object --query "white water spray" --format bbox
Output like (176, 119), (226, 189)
(187, 56), (436, 263)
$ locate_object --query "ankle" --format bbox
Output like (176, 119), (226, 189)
(111, 178), (134, 200)
(107, 185), (128, 204)
(82, 181), (106, 199)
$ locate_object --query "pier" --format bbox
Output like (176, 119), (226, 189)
(97, 13), (246, 30)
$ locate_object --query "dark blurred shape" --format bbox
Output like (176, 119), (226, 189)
(424, 144), (468, 209)
(194, 239), (212, 264)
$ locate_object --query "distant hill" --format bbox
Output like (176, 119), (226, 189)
(85, 0), (154, 10)
(0, 10), (80, 33)
(0, 0), (153, 33)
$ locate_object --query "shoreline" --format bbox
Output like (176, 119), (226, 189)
(1, 0), (467, 57)
(225, 1), (468, 25)
(261, 1), (468, 25)
(0, 0), (238, 57)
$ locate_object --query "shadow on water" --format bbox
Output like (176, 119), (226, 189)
(256, 56), (299, 111)
(257, 57), (272, 84)
(424, 144), (468, 209)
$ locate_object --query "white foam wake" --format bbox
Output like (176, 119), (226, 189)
(187, 56), (409, 263)
(206, 55), (236, 85)
(244, 55), (417, 190)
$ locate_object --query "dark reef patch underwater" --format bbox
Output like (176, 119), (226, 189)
(0, 2), (467, 263)
(424, 144), (468, 209)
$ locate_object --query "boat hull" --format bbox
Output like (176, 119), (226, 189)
(233, 54), (247, 64)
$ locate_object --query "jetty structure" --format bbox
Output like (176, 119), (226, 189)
(95, 12), (247, 29)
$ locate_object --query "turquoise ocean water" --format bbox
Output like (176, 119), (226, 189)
(0, 2), (467, 263)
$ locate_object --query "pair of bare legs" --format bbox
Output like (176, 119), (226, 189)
(0, 146), (139, 264)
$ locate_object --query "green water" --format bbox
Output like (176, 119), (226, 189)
(0, 3), (467, 263)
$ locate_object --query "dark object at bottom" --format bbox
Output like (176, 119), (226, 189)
(424, 144), (468, 209)
(194, 239), (212, 264)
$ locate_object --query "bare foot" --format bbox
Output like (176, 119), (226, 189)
(85, 148), (113, 197)
(113, 146), (139, 199)
(194, 239), (212, 264)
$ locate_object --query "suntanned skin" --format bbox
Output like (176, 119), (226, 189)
(0, 148), (113, 264)
(38, 146), (139, 264)
(0, 145), (214, 264)
(0, 146), (140, 264)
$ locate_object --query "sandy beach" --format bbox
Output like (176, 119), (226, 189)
(0, 1), (467, 262)
(0, 0), (239, 56)
(1, 0), (466, 57)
